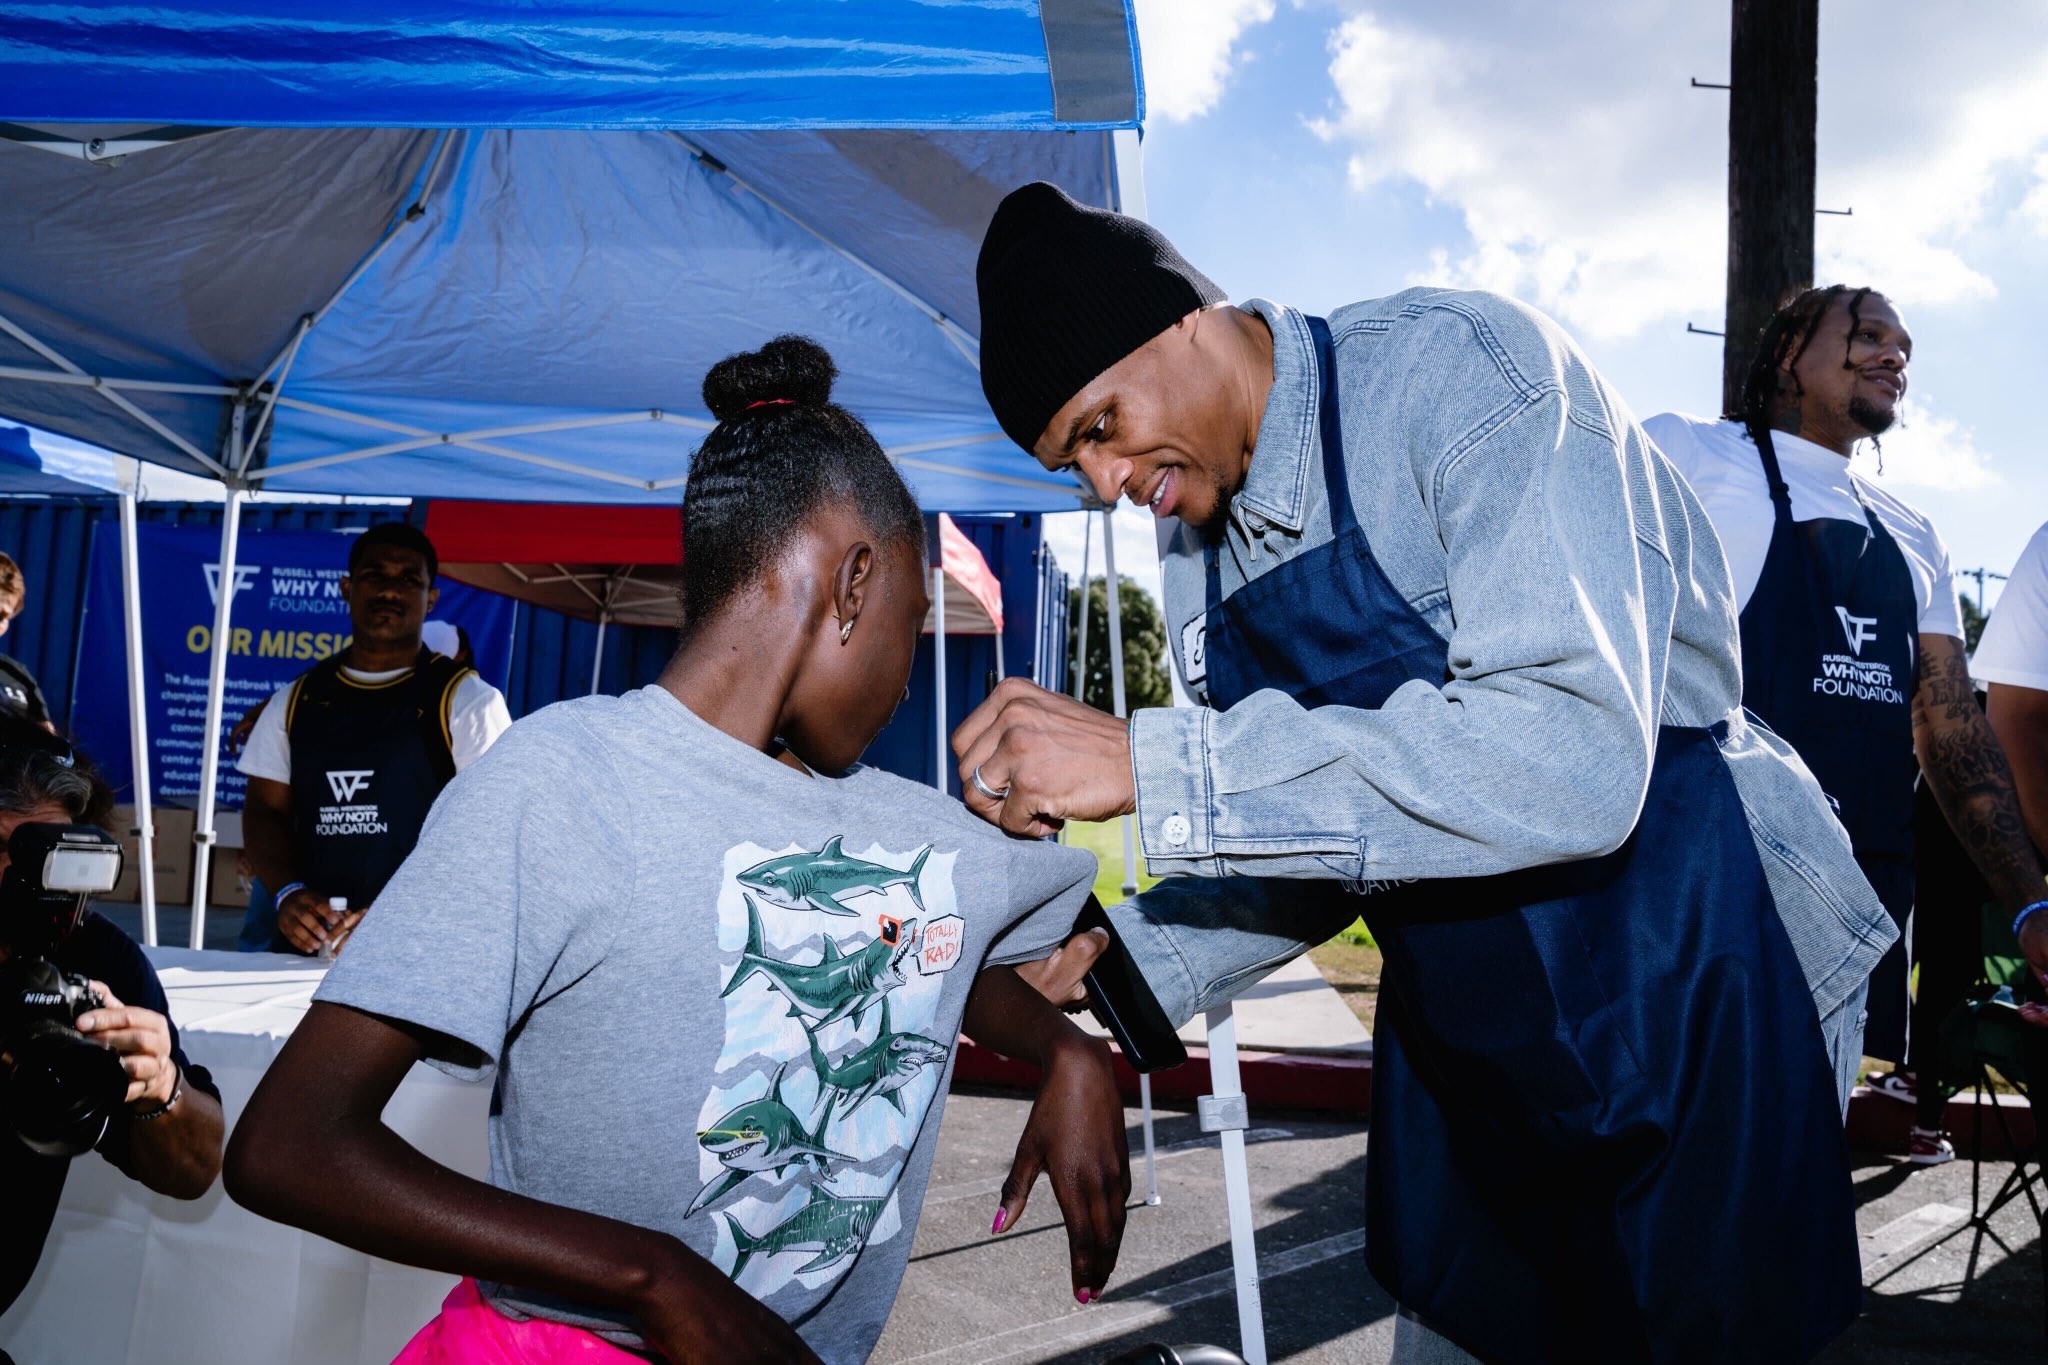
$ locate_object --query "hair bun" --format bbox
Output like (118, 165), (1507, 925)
(703, 335), (838, 423)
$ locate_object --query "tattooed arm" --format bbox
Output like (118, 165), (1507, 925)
(1914, 634), (2048, 983)
(1986, 683), (2048, 859)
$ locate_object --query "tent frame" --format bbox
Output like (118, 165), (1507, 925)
(0, 131), (1092, 948)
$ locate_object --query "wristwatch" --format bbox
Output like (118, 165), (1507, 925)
(130, 1063), (183, 1120)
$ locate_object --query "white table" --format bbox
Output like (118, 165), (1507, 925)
(1, 948), (489, 1365)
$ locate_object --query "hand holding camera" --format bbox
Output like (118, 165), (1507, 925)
(74, 982), (180, 1109)
(0, 822), (133, 1155)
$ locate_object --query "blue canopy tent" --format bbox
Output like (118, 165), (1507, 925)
(0, 0), (1140, 934)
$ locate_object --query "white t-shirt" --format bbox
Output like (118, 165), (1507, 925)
(1972, 521), (2048, 692)
(1643, 413), (1963, 640)
(236, 662), (512, 785)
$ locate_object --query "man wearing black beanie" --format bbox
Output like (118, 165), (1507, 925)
(955, 184), (1892, 1365)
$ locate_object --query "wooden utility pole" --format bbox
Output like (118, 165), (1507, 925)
(1721, 0), (1818, 413)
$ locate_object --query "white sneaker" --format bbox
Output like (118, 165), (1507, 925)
(1908, 1126), (1956, 1166)
(1868, 1071), (1918, 1105)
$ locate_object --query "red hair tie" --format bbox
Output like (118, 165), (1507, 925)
(745, 398), (795, 411)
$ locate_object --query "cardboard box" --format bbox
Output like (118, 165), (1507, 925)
(209, 852), (250, 909)
(106, 803), (195, 905)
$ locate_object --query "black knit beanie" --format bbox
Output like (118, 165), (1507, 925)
(976, 182), (1225, 452)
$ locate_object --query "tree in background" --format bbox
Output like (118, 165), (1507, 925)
(1068, 574), (1169, 714)
(1960, 595), (1987, 653)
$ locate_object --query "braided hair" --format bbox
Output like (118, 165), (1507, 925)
(1726, 283), (1880, 454)
(679, 336), (925, 638)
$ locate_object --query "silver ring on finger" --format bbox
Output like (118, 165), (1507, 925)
(970, 764), (1010, 802)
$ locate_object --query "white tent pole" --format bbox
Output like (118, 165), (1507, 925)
(1119, 120), (1264, 1318)
(116, 475), (158, 945)
(1204, 1004), (1269, 1365)
(1100, 510), (1137, 899)
(590, 612), (608, 695)
(932, 565), (947, 792)
(1070, 514), (1092, 702)
(188, 410), (247, 948)
(1100, 507), (1159, 1206)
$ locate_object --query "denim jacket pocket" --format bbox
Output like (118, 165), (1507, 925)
(1209, 832), (1370, 885)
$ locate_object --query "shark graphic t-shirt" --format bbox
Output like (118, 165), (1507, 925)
(315, 685), (1096, 1362)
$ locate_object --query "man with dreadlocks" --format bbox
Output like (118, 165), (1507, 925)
(1647, 286), (2048, 1166)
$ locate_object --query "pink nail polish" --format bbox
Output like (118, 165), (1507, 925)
(991, 1208), (1007, 1235)
(1076, 1289), (1092, 1305)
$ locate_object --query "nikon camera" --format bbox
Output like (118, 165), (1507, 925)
(0, 823), (129, 1156)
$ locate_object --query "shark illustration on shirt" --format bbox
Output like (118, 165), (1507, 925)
(735, 836), (931, 916)
(686, 1062), (851, 1217)
(720, 894), (918, 1031)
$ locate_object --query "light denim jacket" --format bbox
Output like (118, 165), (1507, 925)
(1109, 291), (1897, 1028)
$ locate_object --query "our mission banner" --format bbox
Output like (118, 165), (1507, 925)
(72, 521), (516, 808)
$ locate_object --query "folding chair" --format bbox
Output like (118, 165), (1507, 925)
(1933, 898), (2048, 1342)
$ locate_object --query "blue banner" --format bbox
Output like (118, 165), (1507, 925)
(72, 522), (516, 808)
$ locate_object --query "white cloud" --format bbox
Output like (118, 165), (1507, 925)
(1849, 397), (1999, 495)
(1134, 0), (1277, 123)
(2016, 153), (2048, 236)
(1308, 2), (2048, 341)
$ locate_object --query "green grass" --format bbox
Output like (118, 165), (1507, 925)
(1061, 819), (1160, 905)
(1336, 917), (1376, 948)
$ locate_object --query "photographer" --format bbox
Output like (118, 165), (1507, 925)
(0, 727), (223, 1317)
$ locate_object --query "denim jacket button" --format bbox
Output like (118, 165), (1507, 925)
(1162, 814), (1191, 847)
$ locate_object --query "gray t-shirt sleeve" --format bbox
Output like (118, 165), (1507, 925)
(983, 836), (1096, 967)
(315, 710), (633, 1079)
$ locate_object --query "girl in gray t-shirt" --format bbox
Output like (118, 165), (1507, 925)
(226, 338), (1127, 1364)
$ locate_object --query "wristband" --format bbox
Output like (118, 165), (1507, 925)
(275, 881), (306, 907)
(2012, 900), (2048, 943)
(130, 1063), (182, 1120)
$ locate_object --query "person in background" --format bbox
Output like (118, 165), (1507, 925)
(422, 619), (478, 672)
(1644, 288), (2048, 1164)
(237, 524), (510, 956)
(1974, 520), (2048, 1028)
(0, 551), (55, 731)
(0, 724), (224, 1318)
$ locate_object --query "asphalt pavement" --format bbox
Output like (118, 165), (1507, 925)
(877, 1091), (2045, 1365)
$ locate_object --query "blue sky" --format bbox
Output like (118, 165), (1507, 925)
(1050, 0), (2048, 616)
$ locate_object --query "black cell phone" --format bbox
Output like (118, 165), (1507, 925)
(1075, 895), (1187, 1073)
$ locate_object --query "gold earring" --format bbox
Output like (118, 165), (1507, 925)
(840, 618), (855, 645)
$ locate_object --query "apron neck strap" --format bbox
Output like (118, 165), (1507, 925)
(1304, 316), (1360, 537)
(1749, 420), (1795, 515)
(1205, 314), (1359, 603)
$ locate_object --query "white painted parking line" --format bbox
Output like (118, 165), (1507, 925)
(890, 1228), (1367, 1365)
(1862, 1202), (1969, 1268)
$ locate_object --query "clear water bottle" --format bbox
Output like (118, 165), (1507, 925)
(317, 896), (350, 962)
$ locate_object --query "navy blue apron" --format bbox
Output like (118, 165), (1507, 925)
(1199, 320), (1860, 1364)
(1736, 425), (1919, 1062)
(281, 647), (463, 933)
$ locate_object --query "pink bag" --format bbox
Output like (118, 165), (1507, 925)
(392, 1278), (652, 1364)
